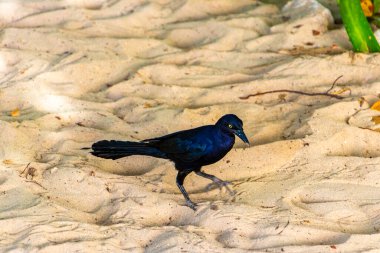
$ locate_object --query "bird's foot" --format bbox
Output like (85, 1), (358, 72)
(219, 181), (235, 196)
(186, 200), (197, 211)
(206, 180), (235, 196)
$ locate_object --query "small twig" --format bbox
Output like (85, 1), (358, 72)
(326, 75), (343, 93)
(19, 162), (46, 190)
(277, 220), (290, 235)
(25, 180), (47, 190)
(239, 89), (344, 100)
(239, 75), (347, 100)
(20, 162), (31, 175)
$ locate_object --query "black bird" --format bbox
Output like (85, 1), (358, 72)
(90, 114), (249, 210)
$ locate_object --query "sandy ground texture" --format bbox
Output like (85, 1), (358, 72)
(2, 0), (380, 252)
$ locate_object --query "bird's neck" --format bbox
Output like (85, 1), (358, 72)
(216, 127), (235, 147)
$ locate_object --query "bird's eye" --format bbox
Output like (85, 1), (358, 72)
(228, 124), (233, 129)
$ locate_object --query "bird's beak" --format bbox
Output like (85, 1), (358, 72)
(235, 129), (250, 145)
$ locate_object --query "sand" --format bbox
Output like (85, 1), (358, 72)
(1, 0), (380, 252)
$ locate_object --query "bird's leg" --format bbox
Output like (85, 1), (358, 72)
(195, 170), (234, 196)
(176, 170), (197, 210)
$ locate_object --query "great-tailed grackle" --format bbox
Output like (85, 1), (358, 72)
(90, 114), (249, 210)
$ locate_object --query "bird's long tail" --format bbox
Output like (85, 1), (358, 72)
(90, 140), (167, 160)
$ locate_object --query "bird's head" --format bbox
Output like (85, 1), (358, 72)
(216, 114), (250, 145)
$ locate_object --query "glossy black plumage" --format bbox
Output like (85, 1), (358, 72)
(90, 114), (249, 210)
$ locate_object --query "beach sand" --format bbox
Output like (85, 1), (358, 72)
(1, 0), (380, 252)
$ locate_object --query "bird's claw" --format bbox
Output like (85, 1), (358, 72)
(186, 200), (197, 211)
(206, 180), (235, 196)
(221, 182), (235, 196)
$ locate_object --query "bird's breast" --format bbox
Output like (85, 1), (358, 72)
(202, 133), (234, 165)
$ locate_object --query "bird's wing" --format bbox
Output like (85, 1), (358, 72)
(144, 126), (212, 163)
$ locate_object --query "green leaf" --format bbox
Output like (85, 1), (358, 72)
(374, 0), (380, 13)
(338, 0), (380, 52)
